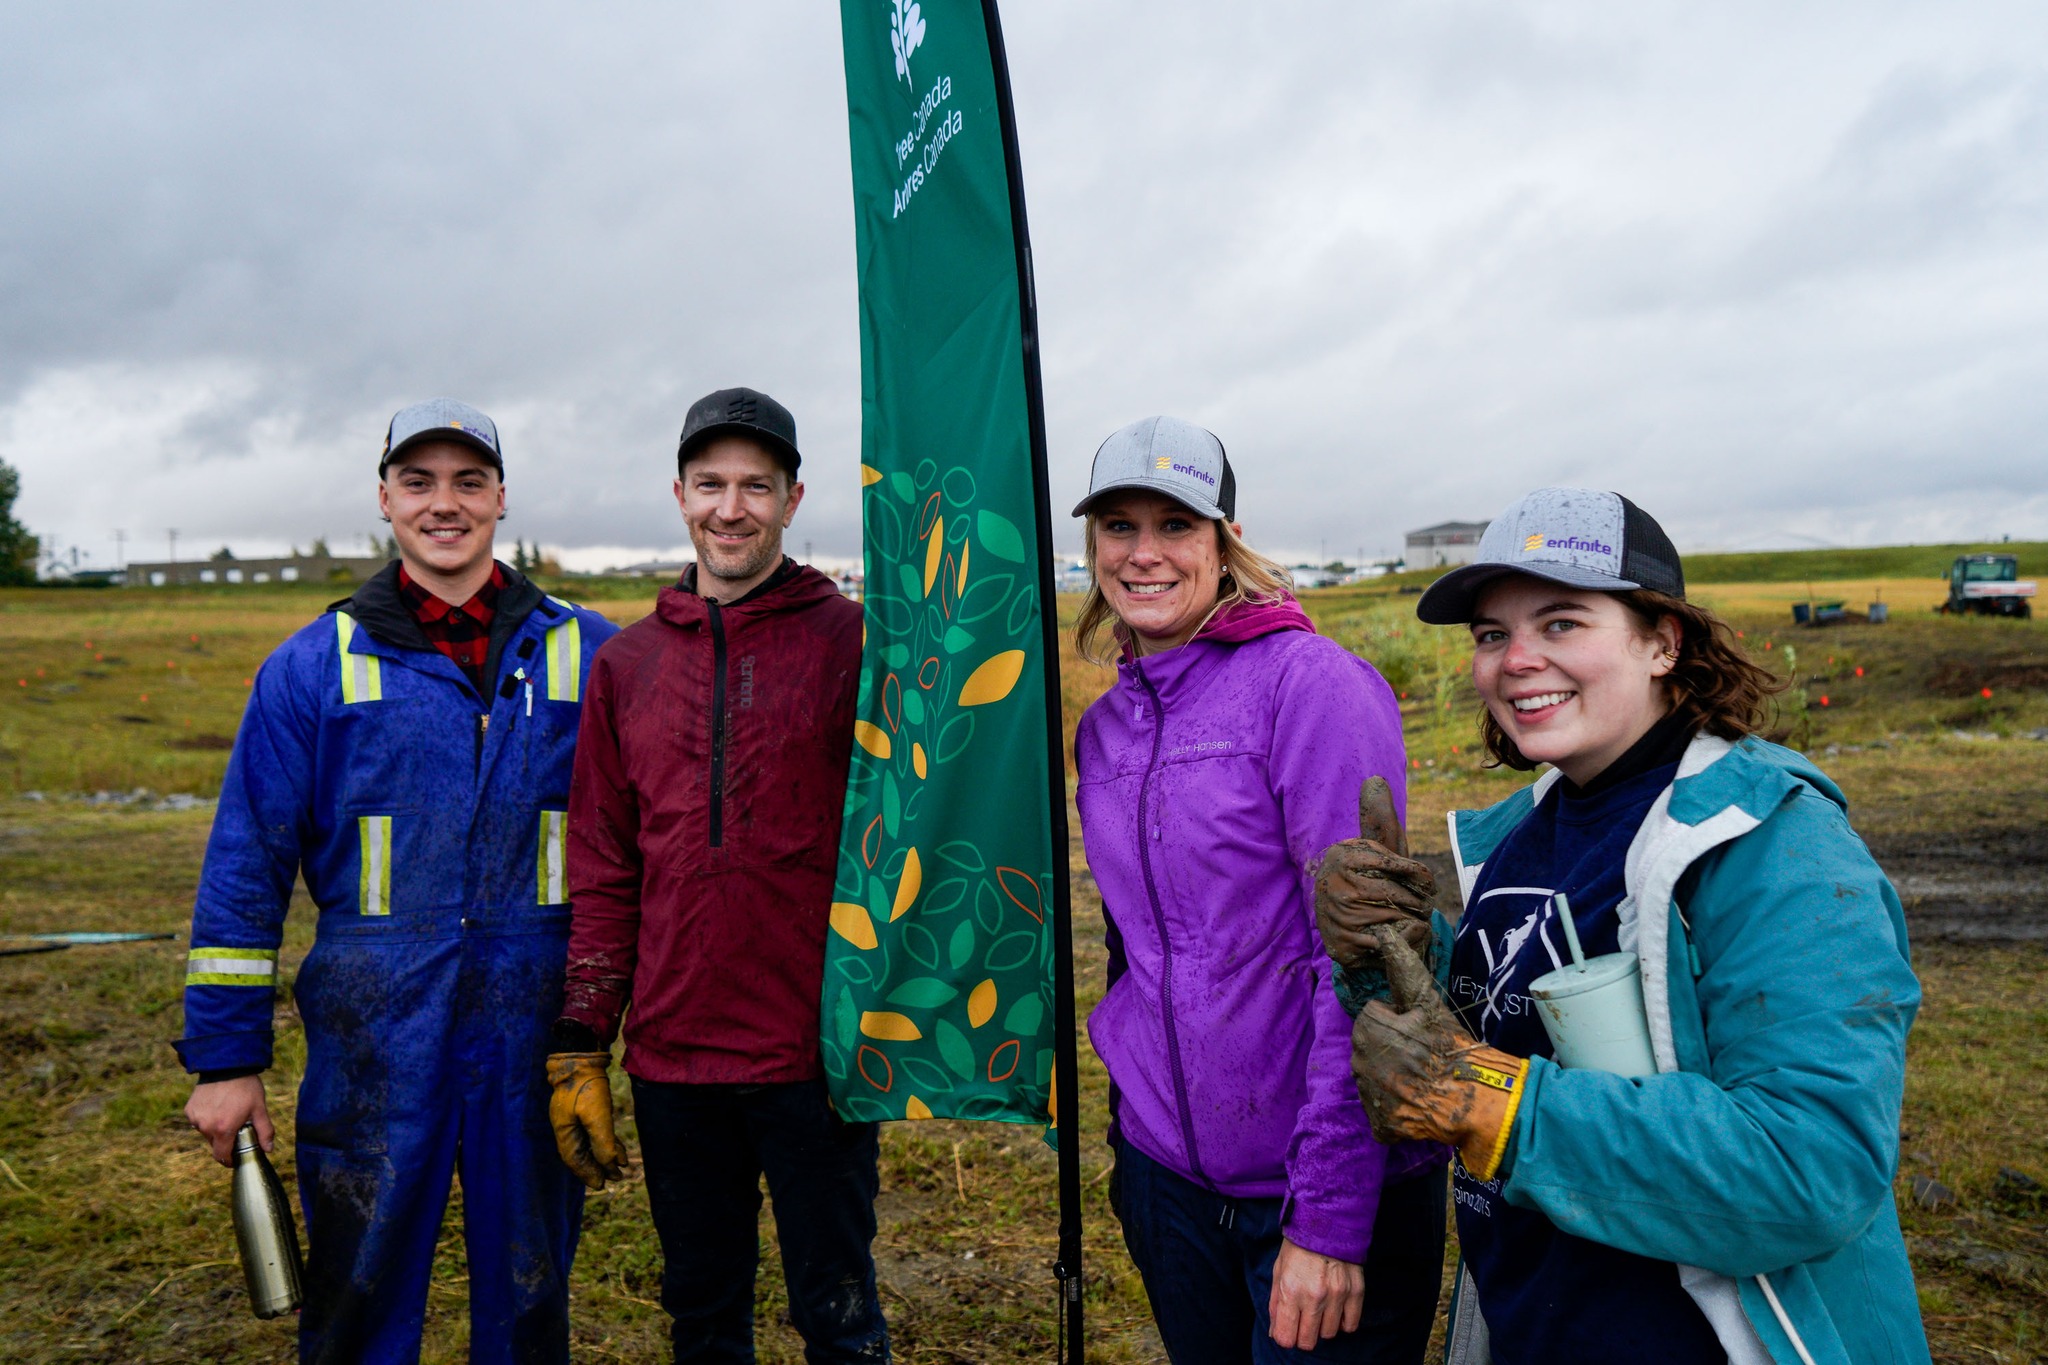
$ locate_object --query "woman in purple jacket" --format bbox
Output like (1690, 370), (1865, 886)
(1072, 417), (1448, 1365)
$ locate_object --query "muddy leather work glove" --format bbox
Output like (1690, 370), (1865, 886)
(546, 1052), (628, 1191)
(1316, 777), (1438, 1016)
(1351, 928), (1528, 1182)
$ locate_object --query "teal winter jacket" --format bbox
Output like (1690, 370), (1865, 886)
(1438, 735), (1930, 1365)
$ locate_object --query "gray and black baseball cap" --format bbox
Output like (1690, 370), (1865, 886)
(1415, 487), (1684, 624)
(381, 398), (503, 474)
(1071, 416), (1236, 521)
(678, 387), (801, 476)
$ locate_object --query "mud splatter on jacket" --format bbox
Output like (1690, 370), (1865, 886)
(174, 561), (617, 1078)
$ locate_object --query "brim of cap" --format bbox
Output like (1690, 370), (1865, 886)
(679, 423), (801, 472)
(1070, 479), (1225, 521)
(384, 428), (503, 470)
(1415, 561), (1642, 624)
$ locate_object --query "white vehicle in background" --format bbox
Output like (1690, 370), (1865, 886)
(1940, 553), (2035, 618)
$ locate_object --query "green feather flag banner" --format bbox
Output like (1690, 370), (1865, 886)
(825, 0), (1069, 1134)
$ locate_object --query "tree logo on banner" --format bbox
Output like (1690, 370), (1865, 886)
(890, 0), (927, 87)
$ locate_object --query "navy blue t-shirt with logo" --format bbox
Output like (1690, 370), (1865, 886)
(1447, 737), (1724, 1364)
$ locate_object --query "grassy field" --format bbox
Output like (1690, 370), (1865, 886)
(1, 576), (2044, 1363)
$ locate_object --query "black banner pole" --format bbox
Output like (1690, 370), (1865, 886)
(977, 4), (1084, 1360)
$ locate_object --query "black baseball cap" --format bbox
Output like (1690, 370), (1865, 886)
(677, 387), (801, 476)
(1415, 487), (1685, 624)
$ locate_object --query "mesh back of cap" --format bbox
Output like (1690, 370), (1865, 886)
(1618, 495), (1684, 597)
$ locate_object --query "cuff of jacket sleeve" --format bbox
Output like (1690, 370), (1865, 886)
(172, 1031), (274, 1075)
(197, 1065), (266, 1085)
(1495, 1053), (1553, 1186)
(551, 1018), (606, 1053)
(1278, 1182), (1378, 1265)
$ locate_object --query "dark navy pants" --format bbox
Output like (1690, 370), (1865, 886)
(631, 1078), (890, 1364)
(1111, 1139), (1446, 1365)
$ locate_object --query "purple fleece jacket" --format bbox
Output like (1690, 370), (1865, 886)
(1077, 597), (1430, 1262)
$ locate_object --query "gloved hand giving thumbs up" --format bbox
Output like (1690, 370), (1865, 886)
(1316, 776), (1438, 971)
(1351, 929), (1528, 1182)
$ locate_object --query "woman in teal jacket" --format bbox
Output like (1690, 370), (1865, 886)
(1316, 488), (1929, 1365)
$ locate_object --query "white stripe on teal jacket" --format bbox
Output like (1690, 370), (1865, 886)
(1438, 734), (1931, 1365)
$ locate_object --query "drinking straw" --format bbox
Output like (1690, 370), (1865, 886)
(1553, 892), (1587, 969)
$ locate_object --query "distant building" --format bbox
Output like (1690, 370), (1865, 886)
(124, 554), (386, 588)
(1404, 521), (1490, 568)
(609, 559), (694, 578)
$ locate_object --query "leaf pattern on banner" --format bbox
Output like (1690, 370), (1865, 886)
(822, 447), (1056, 1125)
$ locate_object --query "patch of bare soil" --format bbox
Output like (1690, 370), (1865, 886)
(1871, 826), (2048, 943)
(1926, 658), (2048, 697)
(1416, 835), (2048, 942)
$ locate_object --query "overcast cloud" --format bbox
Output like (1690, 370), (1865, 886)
(4, 1), (2047, 571)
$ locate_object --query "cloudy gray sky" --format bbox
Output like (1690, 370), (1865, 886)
(5, 1), (2046, 572)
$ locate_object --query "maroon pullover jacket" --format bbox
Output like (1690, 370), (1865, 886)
(559, 561), (862, 1082)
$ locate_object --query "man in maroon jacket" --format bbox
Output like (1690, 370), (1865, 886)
(545, 388), (885, 1363)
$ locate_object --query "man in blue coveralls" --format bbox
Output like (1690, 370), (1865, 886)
(176, 399), (618, 1363)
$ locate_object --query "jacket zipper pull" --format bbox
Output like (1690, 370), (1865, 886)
(515, 666), (531, 717)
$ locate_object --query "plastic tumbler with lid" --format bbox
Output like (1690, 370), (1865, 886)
(1526, 893), (1659, 1079)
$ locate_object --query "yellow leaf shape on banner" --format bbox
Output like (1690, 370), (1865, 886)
(967, 978), (997, 1028)
(959, 650), (1026, 707)
(861, 463), (883, 487)
(853, 719), (892, 760)
(923, 514), (945, 596)
(957, 538), (970, 595)
(1048, 1063), (1058, 1122)
(830, 902), (878, 950)
(892, 847), (922, 920)
(912, 742), (928, 779)
(906, 1095), (933, 1120)
(860, 1011), (922, 1041)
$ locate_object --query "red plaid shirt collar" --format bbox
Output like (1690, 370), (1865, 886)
(397, 563), (504, 690)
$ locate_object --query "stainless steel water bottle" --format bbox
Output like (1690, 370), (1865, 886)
(231, 1123), (304, 1319)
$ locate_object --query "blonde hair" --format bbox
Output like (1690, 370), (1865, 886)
(1073, 515), (1295, 665)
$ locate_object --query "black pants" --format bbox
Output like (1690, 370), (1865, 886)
(1112, 1139), (1447, 1365)
(631, 1078), (890, 1364)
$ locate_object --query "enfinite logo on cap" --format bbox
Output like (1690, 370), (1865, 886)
(1154, 457), (1171, 469)
(1522, 531), (1616, 558)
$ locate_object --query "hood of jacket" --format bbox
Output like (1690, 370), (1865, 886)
(1117, 591), (1315, 661)
(653, 558), (845, 630)
(330, 559), (546, 698)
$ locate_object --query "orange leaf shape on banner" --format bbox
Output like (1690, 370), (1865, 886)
(958, 650), (1025, 707)
(860, 1011), (922, 1041)
(923, 514), (945, 596)
(996, 866), (1044, 924)
(830, 902), (878, 950)
(853, 719), (892, 760)
(892, 848), (922, 920)
(857, 1045), (893, 1092)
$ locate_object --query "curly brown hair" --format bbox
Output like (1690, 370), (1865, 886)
(1477, 588), (1786, 771)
